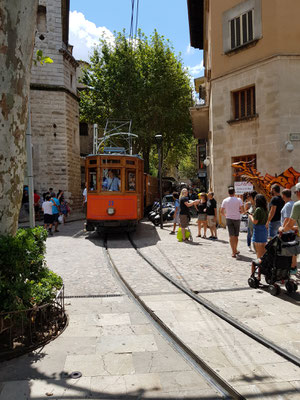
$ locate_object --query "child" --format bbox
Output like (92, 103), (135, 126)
(170, 192), (180, 234)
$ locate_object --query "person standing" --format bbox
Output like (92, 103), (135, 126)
(50, 192), (61, 233)
(249, 194), (268, 258)
(170, 192), (180, 235)
(280, 188), (297, 272)
(42, 194), (54, 236)
(179, 188), (198, 242)
(82, 186), (87, 215)
(280, 183), (300, 232)
(196, 193), (207, 238)
(246, 191), (257, 251)
(34, 190), (41, 220)
(206, 192), (218, 240)
(220, 187), (244, 257)
(266, 184), (285, 238)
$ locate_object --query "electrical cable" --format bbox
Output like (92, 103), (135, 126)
(129, 0), (135, 39)
(134, 0), (140, 38)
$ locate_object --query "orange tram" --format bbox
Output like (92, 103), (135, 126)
(85, 151), (158, 233)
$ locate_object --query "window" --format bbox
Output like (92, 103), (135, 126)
(102, 159), (121, 164)
(37, 5), (47, 33)
(102, 168), (121, 192)
(233, 86), (256, 120)
(80, 122), (88, 136)
(230, 10), (253, 50)
(232, 154), (256, 182)
(126, 170), (136, 191)
(222, 0), (261, 54)
(88, 168), (97, 191)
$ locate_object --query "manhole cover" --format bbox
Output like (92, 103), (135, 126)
(70, 371), (82, 379)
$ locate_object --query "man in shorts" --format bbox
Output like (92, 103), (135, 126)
(42, 194), (54, 236)
(221, 187), (244, 257)
(207, 192), (218, 240)
(179, 188), (199, 241)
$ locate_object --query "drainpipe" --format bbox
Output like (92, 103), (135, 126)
(26, 102), (35, 228)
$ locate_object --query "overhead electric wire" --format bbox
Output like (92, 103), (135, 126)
(129, 0), (135, 39)
(129, 0), (140, 40)
(134, 0), (140, 38)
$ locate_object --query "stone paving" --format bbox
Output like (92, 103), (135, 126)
(1, 218), (299, 399)
(132, 219), (300, 358)
(0, 220), (222, 400)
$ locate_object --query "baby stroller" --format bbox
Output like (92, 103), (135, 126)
(248, 232), (299, 296)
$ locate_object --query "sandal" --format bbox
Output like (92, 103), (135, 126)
(197, 234), (201, 237)
(232, 254), (236, 258)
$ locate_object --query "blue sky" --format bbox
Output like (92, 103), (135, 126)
(69, 0), (204, 80)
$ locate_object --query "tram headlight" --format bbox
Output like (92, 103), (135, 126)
(107, 207), (115, 215)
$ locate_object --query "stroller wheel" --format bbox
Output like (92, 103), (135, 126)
(248, 277), (259, 289)
(269, 284), (280, 296)
(286, 281), (298, 293)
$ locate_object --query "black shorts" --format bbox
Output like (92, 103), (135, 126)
(44, 214), (54, 224)
(53, 213), (59, 223)
(226, 218), (240, 236)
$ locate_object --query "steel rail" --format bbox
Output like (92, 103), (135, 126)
(103, 236), (244, 400)
(128, 234), (300, 368)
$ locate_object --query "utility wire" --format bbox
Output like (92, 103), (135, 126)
(134, 0), (140, 38)
(129, 0), (135, 39)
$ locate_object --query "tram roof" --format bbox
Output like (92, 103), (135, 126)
(86, 153), (143, 159)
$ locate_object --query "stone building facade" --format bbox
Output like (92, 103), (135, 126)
(30, 0), (82, 209)
(187, 0), (300, 206)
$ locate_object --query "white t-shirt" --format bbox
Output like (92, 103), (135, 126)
(42, 201), (53, 215)
(221, 196), (243, 220)
(83, 188), (87, 203)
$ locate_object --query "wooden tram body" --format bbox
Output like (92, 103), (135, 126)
(85, 153), (158, 232)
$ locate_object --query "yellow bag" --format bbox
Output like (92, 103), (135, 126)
(177, 227), (190, 242)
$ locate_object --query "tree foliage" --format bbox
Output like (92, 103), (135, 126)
(80, 30), (193, 172)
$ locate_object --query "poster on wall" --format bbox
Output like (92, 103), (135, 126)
(234, 181), (253, 195)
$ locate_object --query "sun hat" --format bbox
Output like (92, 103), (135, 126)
(295, 182), (300, 192)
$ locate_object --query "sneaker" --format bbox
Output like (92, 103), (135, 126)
(213, 236), (218, 240)
(208, 236), (214, 240)
(169, 231), (175, 235)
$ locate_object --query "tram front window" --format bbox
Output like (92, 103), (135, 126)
(102, 168), (121, 191)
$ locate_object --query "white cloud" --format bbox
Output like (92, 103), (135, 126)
(69, 11), (115, 61)
(187, 60), (204, 77)
(185, 44), (195, 56)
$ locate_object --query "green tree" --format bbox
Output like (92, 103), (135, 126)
(80, 30), (193, 172)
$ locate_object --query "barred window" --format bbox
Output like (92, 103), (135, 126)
(233, 86), (256, 120)
(230, 10), (254, 50)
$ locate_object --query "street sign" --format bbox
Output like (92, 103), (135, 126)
(290, 133), (300, 141)
(234, 181), (253, 194)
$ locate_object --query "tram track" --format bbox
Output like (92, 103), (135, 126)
(102, 233), (300, 399)
(103, 234), (244, 400)
(127, 234), (300, 369)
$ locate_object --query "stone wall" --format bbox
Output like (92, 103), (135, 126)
(29, 0), (82, 210)
(210, 56), (300, 207)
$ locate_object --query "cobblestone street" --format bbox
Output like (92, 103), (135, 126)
(1, 219), (299, 399)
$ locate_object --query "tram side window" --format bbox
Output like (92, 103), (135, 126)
(88, 168), (97, 191)
(102, 168), (121, 191)
(126, 170), (136, 191)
